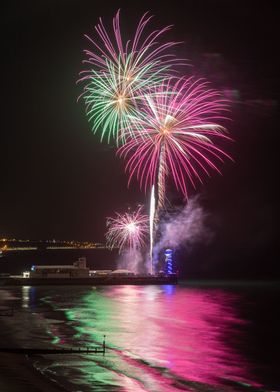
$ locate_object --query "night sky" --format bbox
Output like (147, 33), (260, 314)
(1, 1), (279, 278)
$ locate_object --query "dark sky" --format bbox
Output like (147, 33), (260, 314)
(1, 1), (279, 277)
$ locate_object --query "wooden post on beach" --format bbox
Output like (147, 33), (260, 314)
(103, 335), (106, 356)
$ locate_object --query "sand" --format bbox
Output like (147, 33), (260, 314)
(0, 353), (67, 392)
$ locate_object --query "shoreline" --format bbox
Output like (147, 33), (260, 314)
(0, 353), (68, 392)
(0, 288), (73, 392)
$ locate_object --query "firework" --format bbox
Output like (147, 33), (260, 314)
(119, 77), (232, 202)
(81, 60), (155, 144)
(79, 10), (181, 143)
(119, 77), (232, 273)
(106, 206), (149, 253)
(149, 186), (156, 274)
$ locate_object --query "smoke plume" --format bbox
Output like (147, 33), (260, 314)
(153, 196), (211, 264)
(117, 249), (144, 273)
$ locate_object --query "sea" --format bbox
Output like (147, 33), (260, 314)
(0, 282), (279, 392)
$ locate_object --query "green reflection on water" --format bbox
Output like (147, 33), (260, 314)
(64, 288), (122, 349)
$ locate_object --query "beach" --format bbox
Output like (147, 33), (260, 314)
(0, 353), (66, 392)
(1, 284), (279, 391)
(0, 288), (66, 392)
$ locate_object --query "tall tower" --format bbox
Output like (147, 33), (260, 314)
(164, 249), (176, 274)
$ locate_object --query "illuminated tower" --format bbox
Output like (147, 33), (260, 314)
(164, 248), (175, 274)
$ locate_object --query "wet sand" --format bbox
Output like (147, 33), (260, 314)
(0, 353), (66, 392)
(0, 290), (67, 391)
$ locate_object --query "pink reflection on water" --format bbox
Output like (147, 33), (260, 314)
(105, 285), (260, 387)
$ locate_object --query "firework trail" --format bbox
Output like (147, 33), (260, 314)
(149, 186), (156, 274)
(106, 206), (149, 253)
(119, 77), (232, 270)
(79, 10), (182, 144)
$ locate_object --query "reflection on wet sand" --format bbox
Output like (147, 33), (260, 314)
(1, 285), (264, 391)
(60, 285), (260, 390)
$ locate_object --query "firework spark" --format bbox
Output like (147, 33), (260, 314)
(119, 77), (232, 201)
(79, 10), (181, 143)
(106, 206), (149, 253)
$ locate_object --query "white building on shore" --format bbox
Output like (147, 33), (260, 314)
(27, 257), (89, 278)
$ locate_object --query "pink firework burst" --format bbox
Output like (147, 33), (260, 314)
(106, 206), (149, 252)
(118, 77), (233, 200)
(80, 10), (180, 83)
